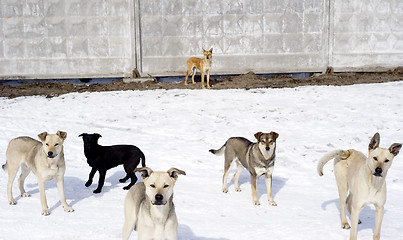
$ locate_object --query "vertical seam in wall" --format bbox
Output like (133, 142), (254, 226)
(133, 0), (142, 75)
(327, 0), (334, 71)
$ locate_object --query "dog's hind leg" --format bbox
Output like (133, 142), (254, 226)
(191, 67), (196, 84)
(6, 164), (18, 205)
(18, 163), (31, 197)
(334, 160), (350, 229)
(233, 161), (243, 192)
(222, 156), (235, 193)
(123, 172), (138, 190)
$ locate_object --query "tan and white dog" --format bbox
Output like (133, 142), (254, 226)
(2, 131), (74, 216)
(184, 48), (213, 89)
(317, 133), (401, 240)
(210, 131), (279, 205)
(122, 167), (186, 240)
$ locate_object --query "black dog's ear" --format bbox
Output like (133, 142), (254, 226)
(94, 133), (102, 138)
(389, 143), (402, 156)
(167, 168), (186, 180)
(369, 132), (380, 151)
(78, 133), (87, 137)
(135, 167), (153, 179)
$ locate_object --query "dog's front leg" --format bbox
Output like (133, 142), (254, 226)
(349, 205), (362, 240)
(38, 179), (50, 215)
(373, 204), (384, 240)
(56, 175), (74, 212)
(264, 173), (277, 206)
(251, 175), (260, 205)
(85, 168), (97, 187)
(94, 170), (106, 193)
(201, 70), (205, 89)
(206, 69), (210, 89)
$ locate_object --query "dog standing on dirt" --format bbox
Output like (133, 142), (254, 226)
(79, 133), (146, 193)
(317, 133), (401, 240)
(2, 131), (74, 216)
(184, 48), (213, 89)
(122, 167), (186, 240)
(210, 131), (279, 205)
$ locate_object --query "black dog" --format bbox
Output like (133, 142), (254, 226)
(79, 133), (146, 193)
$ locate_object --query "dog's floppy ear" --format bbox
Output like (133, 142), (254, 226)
(254, 132), (263, 141)
(78, 133), (87, 137)
(389, 143), (402, 156)
(369, 132), (380, 150)
(38, 132), (48, 142)
(94, 133), (102, 138)
(270, 131), (279, 140)
(167, 168), (186, 180)
(135, 167), (153, 179)
(57, 131), (67, 140)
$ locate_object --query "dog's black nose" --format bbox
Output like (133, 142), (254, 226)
(375, 167), (382, 174)
(155, 194), (163, 202)
(265, 147), (270, 151)
(47, 152), (53, 157)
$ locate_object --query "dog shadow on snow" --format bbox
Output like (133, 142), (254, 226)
(24, 170), (129, 212)
(226, 171), (287, 201)
(321, 199), (383, 232)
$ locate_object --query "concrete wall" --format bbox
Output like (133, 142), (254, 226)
(0, 0), (401, 79)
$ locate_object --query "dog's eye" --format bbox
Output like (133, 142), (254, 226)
(54, 143), (58, 146)
(385, 159), (390, 163)
(46, 143), (49, 146)
(150, 184), (156, 188)
(163, 185), (169, 188)
(373, 157), (378, 161)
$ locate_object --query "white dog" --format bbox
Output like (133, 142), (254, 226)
(317, 133), (401, 240)
(122, 167), (186, 240)
(2, 131), (74, 216)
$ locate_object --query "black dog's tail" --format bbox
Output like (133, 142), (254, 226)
(140, 151), (146, 167)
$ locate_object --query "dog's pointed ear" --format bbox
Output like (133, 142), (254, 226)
(167, 168), (186, 180)
(254, 132), (263, 141)
(369, 132), (380, 150)
(389, 143), (402, 156)
(78, 133), (87, 138)
(209, 48), (213, 53)
(135, 167), (153, 179)
(38, 132), (48, 142)
(95, 133), (102, 138)
(270, 131), (279, 140)
(57, 131), (67, 140)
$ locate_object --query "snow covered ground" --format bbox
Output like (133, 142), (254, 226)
(0, 82), (402, 240)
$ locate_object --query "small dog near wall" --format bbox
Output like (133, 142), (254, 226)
(2, 131), (74, 216)
(317, 133), (401, 240)
(184, 48), (213, 89)
(210, 131), (279, 205)
(122, 167), (186, 240)
(79, 133), (146, 193)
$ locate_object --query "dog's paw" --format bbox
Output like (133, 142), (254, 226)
(63, 206), (74, 212)
(123, 186), (131, 190)
(21, 193), (31, 198)
(222, 188), (228, 193)
(254, 200), (261, 205)
(93, 189), (101, 194)
(85, 181), (92, 187)
(341, 222), (350, 229)
(119, 178), (126, 183)
(235, 187), (242, 192)
(268, 200), (277, 206)
(8, 199), (17, 205)
(42, 209), (50, 216)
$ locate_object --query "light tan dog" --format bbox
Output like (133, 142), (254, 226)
(122, 167), (186, 240)
(184, 48), (213, 89)
(210, 131), (279, 206)
(2, 131), (74, 216)
(317, 133), (401, 240)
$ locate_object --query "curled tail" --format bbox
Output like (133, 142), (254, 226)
(317, 149), (350, 176)
(209, 143), (226, 156)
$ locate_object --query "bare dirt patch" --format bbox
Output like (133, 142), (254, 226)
(0, 68), (402, 98)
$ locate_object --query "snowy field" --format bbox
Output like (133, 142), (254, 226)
(0, 82), (403, 240)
